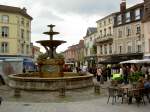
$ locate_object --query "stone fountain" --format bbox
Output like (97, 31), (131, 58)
(36, 24), (66, 78)
(8, 24), (93, 91)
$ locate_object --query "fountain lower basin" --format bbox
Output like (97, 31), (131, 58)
(8, 72), (93, 90)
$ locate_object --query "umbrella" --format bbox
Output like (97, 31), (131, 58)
(119, 59), (141, 64)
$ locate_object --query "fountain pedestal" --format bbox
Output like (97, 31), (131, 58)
(37, 58), (64, 77)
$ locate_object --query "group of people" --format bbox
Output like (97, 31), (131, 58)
(120, 64), (150, 84)
(95, 66), (111, 84)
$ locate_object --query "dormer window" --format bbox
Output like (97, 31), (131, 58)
(135, 9), (140, 20)
(117, 15), (122, 25)
(126, 12), (130, 22)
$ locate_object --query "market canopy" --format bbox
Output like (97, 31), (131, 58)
(136, 59), (150, 63)
(119, 59), (141, 64)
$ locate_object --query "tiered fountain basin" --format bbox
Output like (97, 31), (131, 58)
(9, 72), (93, 90)
(8, 72), (93, 90)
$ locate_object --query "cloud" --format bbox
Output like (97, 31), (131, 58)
(29, 0), (143, 15)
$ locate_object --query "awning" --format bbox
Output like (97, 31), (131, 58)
(98, 60), (119, 64)
(23, 59), (35, 70)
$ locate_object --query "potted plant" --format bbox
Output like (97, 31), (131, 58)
(128, 71), (144, 84)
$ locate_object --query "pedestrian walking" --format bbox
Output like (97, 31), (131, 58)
(96, 67), (104, 84)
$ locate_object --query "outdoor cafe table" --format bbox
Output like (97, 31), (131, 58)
(120, 84), (133, 93)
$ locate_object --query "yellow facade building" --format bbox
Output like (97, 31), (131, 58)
(0, 5), (32, 58)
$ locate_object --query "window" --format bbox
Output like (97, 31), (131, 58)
(117, 15), (122, 25)
(126, 12), (130, 22)
(1, 42), (8, 53)
(119, 46), (122, 54)
(104, 44), (107, 54)
(21, 29), (24, 38)
(99, 30), (102, 37)
(136, 25), (141, 34)
(21, 44), (24, 54)
(126, 26), (131, 36)
(137, 45), (141, 52)
(108, 27), (111, 35)
(100, 45), (103, 54)
(118, 29), (122, 37)
(99, 23), (102, 27)
(104, 21), (106, 26)
(2, 27), (9, 37)
(127, 45), (132, 53)
(108, 18), (111, 24)
(26, 21), (29, 27)
(109, 43), (112, 54)
(135, 9), (140, 20)
(104, 29), (106, 37)
(2, 15), (9, 23)
(21, 18), (24, 25)
(26, 45), (29, 54)
(27, 31), (30, 40)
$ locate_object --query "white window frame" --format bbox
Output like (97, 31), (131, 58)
(100, 45), (103, 54)
(21, 29), (24, 39)
(119, 45), (122, 54)
(117, 15), (122, 25)
(2, 15), (9, 23)
(21, 43), (24, 54)
(104, 44), (107, 54)
(109, 43), (112, 54)
(137, 44), (142, 52)
(2, 26), (9, 38)
(136, 24), (141, 34)
(135, 9), (140, 20)
(1, 42), (8, 53)
(126, 12), (131, 23)
(118, 29), (122, 37)
(126, 26), (131, 36)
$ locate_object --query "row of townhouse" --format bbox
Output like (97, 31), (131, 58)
(64, 40), (84, 67)
(84, 0), (150, 67)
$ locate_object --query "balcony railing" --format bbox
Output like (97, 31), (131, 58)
(96, 34), (113, 43)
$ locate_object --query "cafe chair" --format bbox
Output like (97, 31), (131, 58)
(107, 87), (118, 105)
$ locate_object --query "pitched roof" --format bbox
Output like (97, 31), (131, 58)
(0, 5), (32, 20)
(115, 2), (144, 15)
(88, 27), (97, 33)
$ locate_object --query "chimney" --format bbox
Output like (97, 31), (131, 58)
(120, 0), (126, 13)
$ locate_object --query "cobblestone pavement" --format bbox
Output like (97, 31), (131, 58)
(1, 97), (150, 112)
(0, 79), (150, 112)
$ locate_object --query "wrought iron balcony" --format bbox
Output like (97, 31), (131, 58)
(96, 34), (113, 43)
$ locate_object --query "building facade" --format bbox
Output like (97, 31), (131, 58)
(113, 1), (144, 62)
(64, 40), (84, 67)
(84, 27), (97, 67)
(0, 5), (32, 60)
(96, 13), (115, 64)
(142, 0), (150, 58)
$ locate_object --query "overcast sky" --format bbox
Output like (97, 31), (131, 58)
(0, 0), (143, 53)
